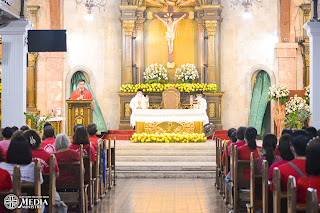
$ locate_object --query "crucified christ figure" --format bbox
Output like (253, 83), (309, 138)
(155, 13), (187, 54)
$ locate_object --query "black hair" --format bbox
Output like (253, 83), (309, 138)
(43, 122), (52, 129)
(196, 90), (203, 95)
(137, 89), (143, 92)
(228, 128), (237, 139)
(73, 124), (85, 133)
(245, 127), (257, 150)
(236, 126), (247, 141)
(306, 138), (320, 175)
(87, 123), (98, 136)
(0, 149), (4, 162)
(292, 129), (310, 139)
(231, 131), (237, 143)
(23, 130), (42, 149)
(6, 136), (32, 165)
(317, 129), (320, 137)
(302, 126), (307, 130)
(20, 125), (30, 131)
(73, 126), (90, 146)
(2, 127), (13, 139)
(78, 79), (85, 83)
(43, 125), (55, 139)
(306, 126), (318, 139)
(262, 134), (277, 168)
(281, 128), (292, 136)
(290, 135), (309, 157)
(278, 133), (294, 161)
(12, 126), (19, 132)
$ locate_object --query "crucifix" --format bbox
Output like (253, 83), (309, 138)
(152, 5), (189, 68)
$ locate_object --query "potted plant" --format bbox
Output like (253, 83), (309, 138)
(143, 63), (168, 84)
(24, 111), (52, 133)
(175, 63), (199, 84)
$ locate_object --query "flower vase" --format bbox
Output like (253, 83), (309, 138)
(273, 99), (286, 139)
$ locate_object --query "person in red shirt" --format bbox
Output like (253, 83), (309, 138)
(227, 126), (247, 156)
(297, 138), (320, 203)
(269, 133), (294, 180)
(0, 151), (12, 191)
(87, 123), (101, 151)
(41, 125), (56, 153)
(69, 126), (96, 162)
(222, 131), (237, 165)
(23, 130), (59, 175)
(271, 131), (309, 191)
(70, 79), (95, 111)
(0, 146), (5, 162)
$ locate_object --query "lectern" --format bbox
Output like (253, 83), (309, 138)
(66, 100), (93, 137)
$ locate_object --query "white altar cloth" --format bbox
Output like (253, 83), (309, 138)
(130, 109), (209, 127)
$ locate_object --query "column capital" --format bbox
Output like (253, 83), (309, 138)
(123, 20), (135, 36)
(304, 21), (320, 37)
(205, 20), (217, 36)
(196, 18), (205, 32)
(135, 18), (145, 31)
(28, 52), (38, 67)
(0, 20), (32, 36)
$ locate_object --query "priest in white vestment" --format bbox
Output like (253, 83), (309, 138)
(193, 91), (207, 110)
(130, 89), (148, 110)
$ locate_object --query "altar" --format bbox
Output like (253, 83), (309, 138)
(131, 109), (208, 134)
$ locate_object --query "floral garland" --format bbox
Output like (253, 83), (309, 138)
(304, 85), (310, 104)
(175, 64), (199, 83)
(268, 84), (290, 103)
(120, 83), (218, 93)
(131, 133), (207, 143)
(143, 63), (168, 84)
(285, 95), (310, 114)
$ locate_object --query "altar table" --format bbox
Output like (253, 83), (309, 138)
(131, 109), (209, 134)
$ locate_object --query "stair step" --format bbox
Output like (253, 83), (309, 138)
(117, 150), (215, 156)
(116, 156), (215, 162)
(116, 171), (215, 178)
(116, 161), (216, 169)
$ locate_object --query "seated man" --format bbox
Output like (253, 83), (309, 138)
(130, 89), (148, 110)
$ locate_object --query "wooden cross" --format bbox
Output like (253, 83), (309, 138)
(153, 5), (189, 68)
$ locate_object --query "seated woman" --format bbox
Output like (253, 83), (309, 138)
(227, 126), (247, 156)
(222, 130), (237, 165)
(41, 125), (56, 153)
(69, 126), (96, 161)
(23, 130), (59, 175)
(87, 123), (101, 150)
(0, 136), (43, 184)
(268, 134), (294, 180)
(54, 133), (80, 182)
(255, 134), (282, 175)
(0, 149), (12, 191)
(0, 127), (13, 151)
(297, 138), (320, 203)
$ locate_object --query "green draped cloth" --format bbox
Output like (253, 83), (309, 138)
(249, 71), (271, 136)
(70, 71), (108, 132)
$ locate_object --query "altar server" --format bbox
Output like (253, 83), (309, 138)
(194, 90), (207, 110)
(130, 89), (148, 110)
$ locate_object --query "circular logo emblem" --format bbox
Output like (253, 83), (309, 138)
(4, 194), (19, 210)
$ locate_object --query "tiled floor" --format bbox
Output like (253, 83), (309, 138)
(91, 179), (228, 213)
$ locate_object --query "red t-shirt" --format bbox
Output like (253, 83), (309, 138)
(228, 140), (246, 156)
(88, 135), (100, 151)
(237, 145), (260, 180)
(297, 176), (320, 204)
(275, 146), (280, 156)
(0, 168), (12, 191)
(268, 160), (289, 181)
(55, 149), (80, 182)
(0, 146), (6, 161)
(31, 149), (59, 174)
(69, 144), (96, 162)
(41, 138), (56, 153)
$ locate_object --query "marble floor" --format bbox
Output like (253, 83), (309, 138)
(90, 179), (228, 213)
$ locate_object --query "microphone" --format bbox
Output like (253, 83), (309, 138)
(81, 89), (83, 95)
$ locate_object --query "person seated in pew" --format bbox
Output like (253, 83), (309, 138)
(305, 126), (318, 139)
(23, 130), (59, 175)
(69, 126), (96, 162)
(41, 125), (56, 153)
(255, 134), (282, 175)
(227, 126), (247, 156)
(54, 133), (80, 182)
(0, 127), (13, 151)
(317, 129), (320, 137)
(20, 125), (30, 131)
(297, 137), (320, 204)
(87, 123), (102, 151)
(268, 134), (294, 180)
(0, 150), (12, 191)
(270, 131), (309, 191)
(0, 136), (43, 183)
(222, 130), (237, 165)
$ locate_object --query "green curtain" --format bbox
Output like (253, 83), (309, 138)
(70, 71), (108, 132)
(249, 71), (271, 136)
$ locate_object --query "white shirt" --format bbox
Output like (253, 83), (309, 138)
(0, 162), (43, 184)
(129, 94), (148, 110)
(193, 97), (207, 110)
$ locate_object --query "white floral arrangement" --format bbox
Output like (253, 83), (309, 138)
(175, 63), (199, 83)
(285, 95), (310, 114)
(144, 63), (168, 84)
(268, 84), (290, 103)
(304, 85), (310, 104)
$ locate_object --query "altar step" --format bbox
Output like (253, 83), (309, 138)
(104, 130), (135, 140)
(115, 140), (216, 178)
(212, 130), (229, 140)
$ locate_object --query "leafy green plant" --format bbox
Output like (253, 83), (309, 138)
(282, 109), (311, 129)
(24, 111), (52, 133)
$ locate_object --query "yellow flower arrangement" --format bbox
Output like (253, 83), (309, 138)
(131, 133), (207, 143)
(120, 83), (218, 93)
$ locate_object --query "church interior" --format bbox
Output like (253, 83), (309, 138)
(0, 0), (320, 212)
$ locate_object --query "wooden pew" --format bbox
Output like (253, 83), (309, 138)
(273, 167), (287, 213)
(93, 141), (100, 204)
(228, 144), (235, 208)
(56, 145), (87, 213)
(233, 145), (251, 213)
(306, 188), (319, 213)
(215, 137), (220, 190)
(218, 139), (225, 195)
(0, 166), (21, 213)
(99, 140), (106, 199)
(41, 155), (57, 213)
(224, 140), (230, 204)
(262, 160), (270, 213)
(83, 144), (94, 209)
(247, 152), (262, 213)
(107, 138), (116, 189)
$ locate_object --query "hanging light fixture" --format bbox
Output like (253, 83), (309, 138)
(230, 0), (263, 12)
(75, 0), (107, 14)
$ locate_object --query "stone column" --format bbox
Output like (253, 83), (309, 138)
(27, 53), (38, 110)
(304, 21), (320, 129)
(205, 20), (217, 84)
(135, 18), (145, 84)
(0, 20), (31, 127)
(122, 20), (135, 84)
(196, 19), (205, 83)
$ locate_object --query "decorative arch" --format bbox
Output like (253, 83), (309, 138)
(248, 64), (276, 96)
